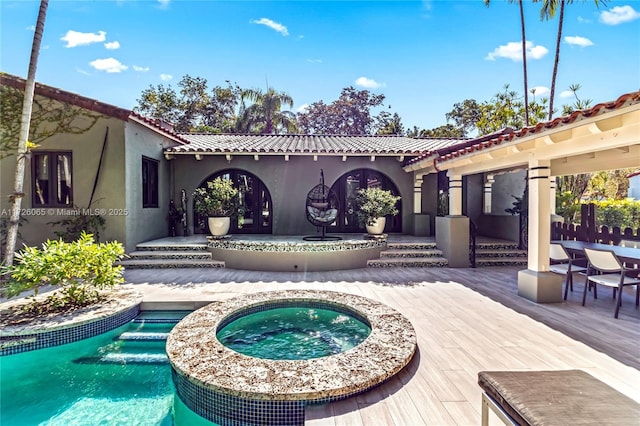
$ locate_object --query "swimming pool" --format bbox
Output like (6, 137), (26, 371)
(0, 311), (212, 426)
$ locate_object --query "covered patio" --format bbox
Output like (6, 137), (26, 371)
(404, 91), (640, 302)
(124, 265), (640, 425)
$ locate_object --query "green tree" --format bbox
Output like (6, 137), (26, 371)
(4, 0), (48, 267)
(538, 0), (605, 120)
(407, 124), (464, 138)
(445, 99), (481, 137)
(484, 0), (531, 125)
(134, 75), (247, 133)
(297, 87), (386, 135)
(240, 87), (297, 134)
(561, 83), (592, 115)
(376, 112), (405, 135)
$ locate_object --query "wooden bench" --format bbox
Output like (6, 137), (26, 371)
(478, 370), (640, 425)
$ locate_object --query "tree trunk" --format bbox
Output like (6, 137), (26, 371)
(3, 0), (49, 267)
(519, 0), (530, 126)
(549, 0), (565, 120)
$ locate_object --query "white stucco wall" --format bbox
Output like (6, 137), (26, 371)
(0, 115), (127, 249)
(628, 174), (640, 200)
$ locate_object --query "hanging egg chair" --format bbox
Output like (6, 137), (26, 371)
(303, 169), (341, 241)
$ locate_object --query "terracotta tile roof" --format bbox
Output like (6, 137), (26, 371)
(432, 91), (640, 166)
(0, 73), (189, 144)
(167, 134), (466, 155)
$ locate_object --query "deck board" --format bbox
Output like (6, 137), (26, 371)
(123, 261), (640, 425)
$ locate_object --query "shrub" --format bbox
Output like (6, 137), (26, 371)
(193, 177), (239, 217)
(592, 198), (640, 230)
(2, 232), (125, 315)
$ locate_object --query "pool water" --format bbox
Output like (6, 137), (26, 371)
(217, 307), (371, 360)
(0, 311), (214, 426)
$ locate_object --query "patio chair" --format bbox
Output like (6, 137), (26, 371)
(549, 243), (587, 300)
(583, 248), (640, 318)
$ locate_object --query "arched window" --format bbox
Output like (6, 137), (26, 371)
(194, 169), (272, 234)
(330, 169), (402, 233)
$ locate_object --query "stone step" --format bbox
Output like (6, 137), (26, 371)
(135, 243), (208, 252)
(474, 258), (529, 267)
(380, 249), (444, 259)
(474, 242), (520, 250)
(387, 242), (438, 250)
(127, 250), (213, 260)
(367, 257), (448, 268)
(118, 258), (224, 269)
(474, 248), (528, 258)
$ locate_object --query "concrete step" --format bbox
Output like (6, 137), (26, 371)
(135, 243), (208, 252)
(127, 250), (213, 260)
(475, 258), (528, 267)
(368, 257), (448, 268)
(118, 258), (224, 269)
(387, 242), (438, 250)
(475, 242), (520, 250)
(474, 248), (528, 258)
(380, 249), (444, 259)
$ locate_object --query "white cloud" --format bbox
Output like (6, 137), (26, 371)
(564, 35), (593, 47)
(530, 86), (550, 97)
(26, 25), (35, 31)
(157, 0), (170, 9)
(251, 18), (289, 36)
(306, 58), (323, 63)
(89, 57), (127, 73)
(133, 65), (150, 72)
(61, 30), (106, 48)
(577, 16), (591, 24)
(104, 41), (120, 50)
(160, 74), (173, 81)
(485, 41), (549, 61)
(296, 103), (309, 113)
(600, 5), (640, 25)
(76, 68), (91, 76)
(355, 76), (385, 89)
(560, 90), (575, 99)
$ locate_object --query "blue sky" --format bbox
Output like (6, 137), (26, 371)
(1, 0), (639, 132)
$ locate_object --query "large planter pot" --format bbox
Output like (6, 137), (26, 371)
(208, 217), (231, 236)
(366, 217), (386, 235)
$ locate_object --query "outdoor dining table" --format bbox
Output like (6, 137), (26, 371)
(553, 240), (640, 267)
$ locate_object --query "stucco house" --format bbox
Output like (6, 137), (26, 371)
(2, 73), (638, 303)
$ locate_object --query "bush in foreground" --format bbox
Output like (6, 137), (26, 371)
(2, 232), (125, 317)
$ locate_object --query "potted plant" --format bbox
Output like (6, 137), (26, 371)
(356, 187), (401, 235)
(193, 177), (239, 236)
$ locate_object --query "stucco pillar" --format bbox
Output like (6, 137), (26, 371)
(448, 172), (463, 216)
(436, 215), (469, 268)
(412, 174), (431, 236)
(483, 174), (495, 214)
(517, 160), (562, 303)
(413, 174), (423, 214)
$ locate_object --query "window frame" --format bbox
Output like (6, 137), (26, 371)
(31, 151), (74, 207)
(142, 156), (159, 208)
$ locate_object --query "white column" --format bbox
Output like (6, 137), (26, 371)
(413, 174), (423, 214)
(483, 174), (495, 214)
(527, 160), (551, 271)
(549, 176), (557, 215)
(448, 172), (463, 215)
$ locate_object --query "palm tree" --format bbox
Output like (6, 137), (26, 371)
(3, 0), (49, 267)
(484, 0), (530, 126)
(539, 0), (604, 120)
(241, 87), (297, 134)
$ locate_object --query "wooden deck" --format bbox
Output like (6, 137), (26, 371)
(123, 266), (640, 425)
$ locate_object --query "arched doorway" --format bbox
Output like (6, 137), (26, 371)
(330, 169), (402, 233)
(194, 169), (272, 234)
